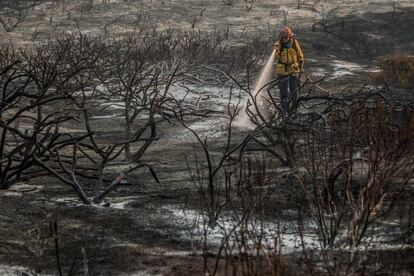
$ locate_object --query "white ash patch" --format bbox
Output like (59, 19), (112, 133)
(90, 114), (120, 119)
(100, 101), (126, 110)
(52, 196), (83, 207)
(8, 184), (43, 193)
(121, 270), (165, 276)
(275, 166), (293, 174)
(0, 265), (53, 276)
(168, 84), (206, 102)
(168, 83), (244, 112)
(51, 196), (144, 210)
(109, 243), (195, 257)
(170, 116), (230, 141)
(1, 191), (22, 197)
(279, 5), (316, 19)
(107, 198), (136, 209)
(186, 117), (227, 135)
(162, 204), (408, 254)
(72, 88), (99, 97)
(331, 60), (358, 78)
(162, 204), (320, 254)
(330, 59), (381, 79)
(308, 67), (328, 77)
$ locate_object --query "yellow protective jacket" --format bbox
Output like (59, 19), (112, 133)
(274, 38), (304, 76)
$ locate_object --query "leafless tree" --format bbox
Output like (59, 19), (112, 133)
(0, 0), (45, 32)
(0, 36), (95, 195)
(199, 51), (414, 272)
(243, 0), (257, 11)
(179, 85), (253, 225)
(0, 33), (169, 203)
(222, 0), (235, 6)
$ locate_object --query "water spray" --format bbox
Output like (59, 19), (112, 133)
(235, 49), (277, 128)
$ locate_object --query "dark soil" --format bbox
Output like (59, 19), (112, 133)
(1, 1), (414, 275)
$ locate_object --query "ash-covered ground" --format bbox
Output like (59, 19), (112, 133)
(1, 0), (414, 275)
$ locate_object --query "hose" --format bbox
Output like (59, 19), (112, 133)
(301, 67), (332, 95)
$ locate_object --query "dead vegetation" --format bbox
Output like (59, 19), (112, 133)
(183, 56), (414, 275)
(0, 0), (47, 32)
(1, 1), (414, 275)
(0, 27), (270, 202)
(375, 54), (414, 88)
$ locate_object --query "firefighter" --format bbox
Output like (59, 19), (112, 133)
(273, 26), (304, 115)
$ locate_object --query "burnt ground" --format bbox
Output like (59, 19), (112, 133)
(1, 1), (414, 275)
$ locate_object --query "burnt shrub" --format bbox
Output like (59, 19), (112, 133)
(375, 54), (414, 89)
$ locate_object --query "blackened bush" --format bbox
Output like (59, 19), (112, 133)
(375, 54), (414, 89)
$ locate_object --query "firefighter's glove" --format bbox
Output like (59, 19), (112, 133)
(273, 42), (280, 52)
(298, 60), (304, 72)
